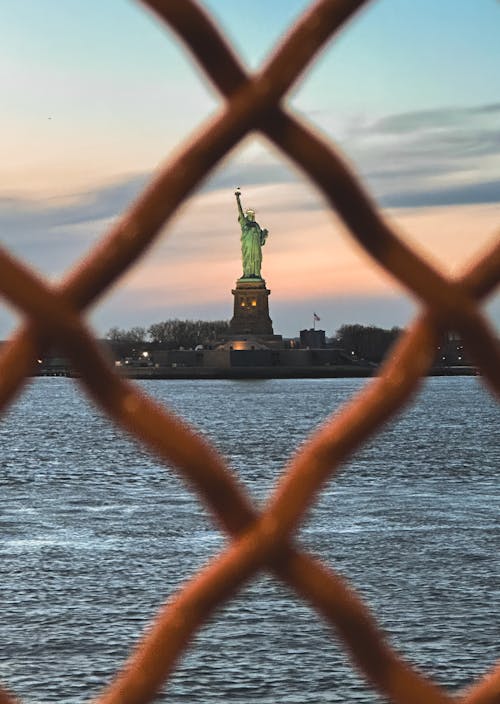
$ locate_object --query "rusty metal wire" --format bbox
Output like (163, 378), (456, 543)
(0, 1), (498, 703)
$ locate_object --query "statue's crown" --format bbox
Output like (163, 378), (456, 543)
(245, 208), (255, 216)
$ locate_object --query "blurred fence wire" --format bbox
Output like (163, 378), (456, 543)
(0, 1), (498, 703)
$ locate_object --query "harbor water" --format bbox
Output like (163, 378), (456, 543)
(1, 376), (499, 702)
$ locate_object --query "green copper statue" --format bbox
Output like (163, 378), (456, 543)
(235, 188), (268, 279)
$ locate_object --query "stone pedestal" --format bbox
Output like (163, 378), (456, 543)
(230, 278), (274, 336)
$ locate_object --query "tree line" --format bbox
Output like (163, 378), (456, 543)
(334, 324), (403, 363)
(105, 320), (404, 360)
(105, 320), (230, 350)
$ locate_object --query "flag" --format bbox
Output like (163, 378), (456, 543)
(313, 312), (320, 321)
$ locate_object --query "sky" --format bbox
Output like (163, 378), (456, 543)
(1, 0), (499, 339)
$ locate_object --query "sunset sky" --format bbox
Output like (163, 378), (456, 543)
(1, 0), (499, 339)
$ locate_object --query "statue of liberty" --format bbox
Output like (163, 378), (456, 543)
(235, 188), (268, 279)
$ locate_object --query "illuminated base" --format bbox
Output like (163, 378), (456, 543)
(229, 279), (274, 336)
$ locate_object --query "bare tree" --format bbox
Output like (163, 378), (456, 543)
(148, 319), (230, 348)
(335, 324), (403, 363)
(105, 326), (146, 343)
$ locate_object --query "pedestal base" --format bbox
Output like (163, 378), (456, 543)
(229, 278), (274, 336)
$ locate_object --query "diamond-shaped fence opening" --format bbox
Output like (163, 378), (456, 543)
(0, 2), (499, 704)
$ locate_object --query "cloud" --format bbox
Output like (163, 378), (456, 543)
(208, 102), (500, 210)
(0, 185), (497, 339)
(312, 102), (500, 209)
(0, 100), (498, 339)
(0, 174), (150, 276)
(1, 99), (498, 269)
(0, 174), (147, 234)
(380, 179), (500, 209)
(204, 159), (298, 192)
(368, 103), (500, 135)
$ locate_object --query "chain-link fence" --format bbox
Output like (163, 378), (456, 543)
(0, 1), (498, 703)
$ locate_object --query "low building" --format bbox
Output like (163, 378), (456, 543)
(300, 328), (326, 348)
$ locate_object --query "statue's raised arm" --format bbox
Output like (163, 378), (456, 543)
(235, 188), (244, 220)
(234, 188), (269, 280)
